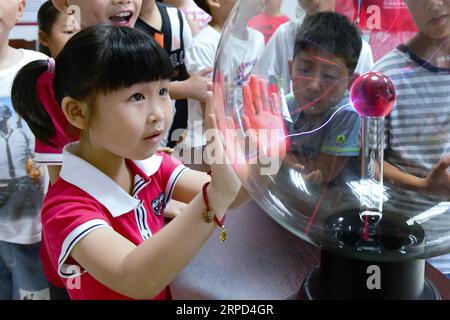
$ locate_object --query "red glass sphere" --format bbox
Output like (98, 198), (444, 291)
(350, 72), (396, 117)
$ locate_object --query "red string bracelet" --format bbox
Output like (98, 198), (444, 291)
(202, 171), (227, 242)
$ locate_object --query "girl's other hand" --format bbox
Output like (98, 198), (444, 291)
(242, 75), (287, 161)
(204, 89), (241, 199)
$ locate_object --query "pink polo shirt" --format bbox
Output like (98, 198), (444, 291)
(248, 13), (290, 45)
(41, 143), (188, 299)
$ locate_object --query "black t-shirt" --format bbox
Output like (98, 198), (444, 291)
(136, 2), (190, 147)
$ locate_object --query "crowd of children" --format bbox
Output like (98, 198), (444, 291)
(0, 0), (448, 300)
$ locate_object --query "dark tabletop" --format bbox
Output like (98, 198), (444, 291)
(171, 201), (450, 300)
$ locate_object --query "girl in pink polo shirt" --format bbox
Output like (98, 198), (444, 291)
(11, 25), (244, 300)
(38, 0), (192, 219)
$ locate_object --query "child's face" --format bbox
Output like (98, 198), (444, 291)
(0, 105), (12, 127)
(298, 0), (335, 15)
(40, 13), (80, 57)
(87, 80), (173, 160)
(0, 0), (25, 38)
(405, 0), (450, 39)
(54, 0), (142, 29)
(289, 48), (352, 117)
(264, 0), (283, 12)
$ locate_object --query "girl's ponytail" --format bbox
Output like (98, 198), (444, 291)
(12, 60), (56, 145)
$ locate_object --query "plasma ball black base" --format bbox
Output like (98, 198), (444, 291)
(298, 210), (441, 300)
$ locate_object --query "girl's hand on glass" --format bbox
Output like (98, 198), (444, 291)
(204, 86), (241, 199)
(242, 75), (287, 160)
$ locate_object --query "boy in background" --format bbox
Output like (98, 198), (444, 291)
(373, 0), (450, 277)
(285, 12), (362, 185)
(257, 0), (373, 95)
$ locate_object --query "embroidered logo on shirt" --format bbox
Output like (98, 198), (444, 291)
(151, 192), (165, 216)
(336, 135), (347, 144)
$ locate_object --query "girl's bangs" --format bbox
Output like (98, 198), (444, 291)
(93, 27), (174, 93)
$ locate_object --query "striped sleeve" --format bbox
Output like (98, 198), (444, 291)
(42, 198), (112, 279)
(58, 220), (111, 278)
(155, 152), (189, 204)
(34, 139), (63, 165)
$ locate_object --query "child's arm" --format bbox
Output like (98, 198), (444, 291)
(384, 157), (450, 198)
(185, 13), (201, 36)
(70, 185), (234, 299)
(169, 68), (212, 103)
(296, 154), (350, 185)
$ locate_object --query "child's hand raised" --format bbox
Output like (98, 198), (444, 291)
(186, 67), (214, 103)
(242, 75), (287, 161)
(208, 74), (288, 187)
(204, 88), (241, 199)
(424, 155), (450, 199)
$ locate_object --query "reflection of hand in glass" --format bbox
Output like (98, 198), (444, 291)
(284, 153), (305, 172)
(214, 74), (287, 180)
(384, 155), (450, 200)
(242, 75), (287, 161)
(283, 153), (327, 186)
(303, 169), (324, 186)
(424, 155), (450, 199)
(285, 152), (349, 186)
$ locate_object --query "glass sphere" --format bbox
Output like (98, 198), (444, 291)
(213, 0), (450, 262)
(350, 72), (395, 117)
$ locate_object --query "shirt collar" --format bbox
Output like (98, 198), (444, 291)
(60, 143), (163, 218)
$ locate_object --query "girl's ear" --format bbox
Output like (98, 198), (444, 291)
(51, 0), (69, 14)
(38, 31), (50, 48)
(61, 97), (90, 130)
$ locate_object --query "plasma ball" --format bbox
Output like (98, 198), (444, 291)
(350, 72), (396, 117)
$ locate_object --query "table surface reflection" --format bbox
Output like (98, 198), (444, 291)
(171, 201), (450, 300)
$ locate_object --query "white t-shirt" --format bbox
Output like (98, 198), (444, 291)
(0, 48), (48, 244)
(185, 25), (221, 147)
(184, 27), (265, 147)
(256, 18), (374, 94)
